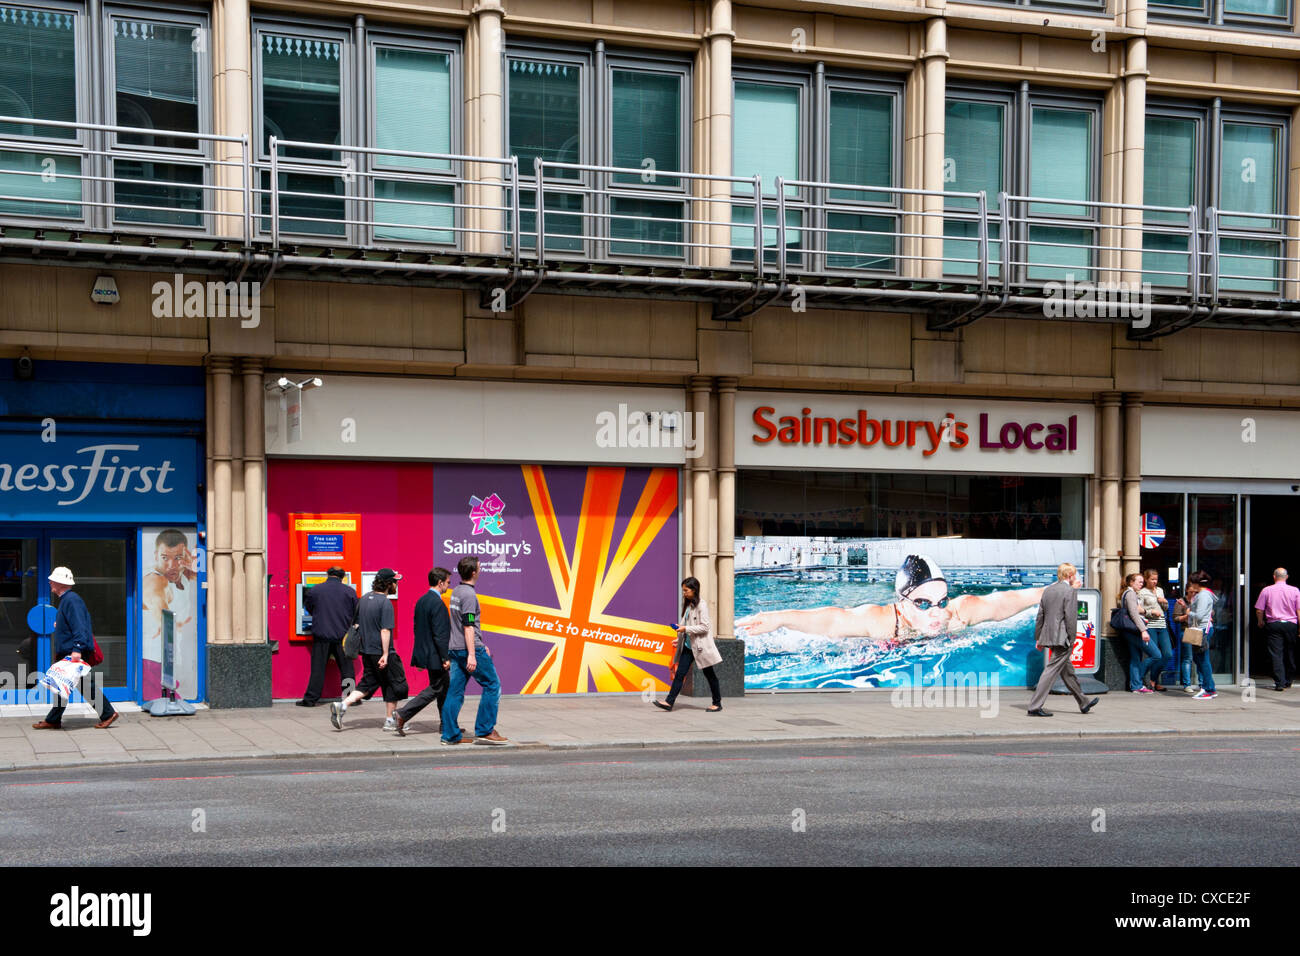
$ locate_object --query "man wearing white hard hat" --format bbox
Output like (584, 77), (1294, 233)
(32, 567), (119, 730)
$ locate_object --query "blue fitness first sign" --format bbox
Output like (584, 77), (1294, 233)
(0, 432), (197, 523)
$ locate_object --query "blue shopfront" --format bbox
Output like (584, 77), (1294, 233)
(0, 361), (206, 705)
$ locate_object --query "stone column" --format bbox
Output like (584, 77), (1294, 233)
(213, 0), (252, 239)
(1122, 393), (1143, 581)
(473, 1), (505, 255)
(1120, 37), (1148, 288)
(707, 0), (734, 269)
(921, 17), (948, 280)
(715, 377), (737, 640)
(1099, 392), (1123, 620)
(208, 358), (234, 646)
(242, 359), (266, 644)
(230, 369), (246, 644)
(690, 376), (714, 591)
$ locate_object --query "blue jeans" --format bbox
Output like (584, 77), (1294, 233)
(1147, 627), (1173, 685)
(1126, 630), (1162, 690)
(441, 648), (500, 742)
(1192, 626), (1215, 693)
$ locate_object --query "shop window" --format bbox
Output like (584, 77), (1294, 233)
(944, 88), (1100, 283)
(732, 67), (901, 272)
(1143, 103), (1287, 294)
(507, 44), (690, 257)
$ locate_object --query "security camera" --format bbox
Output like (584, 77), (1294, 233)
(1292, 484), (1299, 493)
(15, 354), (33, 379)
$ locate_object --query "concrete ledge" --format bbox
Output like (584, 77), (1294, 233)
(207, 643), (273, 709)
(682, 638), (745, 698)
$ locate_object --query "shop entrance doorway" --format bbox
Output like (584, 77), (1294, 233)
(0, 527), (135, 706)
(1245, 495), (1300, 684)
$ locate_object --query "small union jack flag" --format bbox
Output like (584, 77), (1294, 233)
(1140, 512), (1166, 549)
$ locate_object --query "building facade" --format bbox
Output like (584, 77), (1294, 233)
(1, 0), (1298, 704)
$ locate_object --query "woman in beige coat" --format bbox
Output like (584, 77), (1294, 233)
(653, 577), (723, 712)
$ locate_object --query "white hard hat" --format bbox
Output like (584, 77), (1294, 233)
(48, 567), (76, 586)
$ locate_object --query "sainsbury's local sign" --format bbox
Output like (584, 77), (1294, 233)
(0, 431), (197, 522)
(736, 393), (1095, 475)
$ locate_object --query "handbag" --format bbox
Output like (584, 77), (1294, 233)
(341, 599), (363, 659)
(87, 638), (104, 668)
(1182, 626), (1205, 647)
(1109, 607), (1136, 633)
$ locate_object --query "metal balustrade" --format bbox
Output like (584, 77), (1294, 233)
(3, 121), (1300, 333)
(0, 115), (250, 245)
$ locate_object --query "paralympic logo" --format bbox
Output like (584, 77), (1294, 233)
(469, 493), (506, 536)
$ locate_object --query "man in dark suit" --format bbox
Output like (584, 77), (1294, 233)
(299, 566), (360, 707)
(393, 567), (453, 736)
(1027, 562), (1099, 717)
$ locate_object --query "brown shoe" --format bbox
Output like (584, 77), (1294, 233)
(95, 713), (119, 730)
(31, 721), (61, 730)
(473, 729), (509, 746)
(393, 715), (407, 737)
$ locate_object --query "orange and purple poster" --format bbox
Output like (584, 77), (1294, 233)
(434, 465), (679, 694)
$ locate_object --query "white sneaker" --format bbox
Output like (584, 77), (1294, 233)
(1193, 690), (1218, 699)
(1183, 684), (1199, 695)
(383, 716), (397, 731)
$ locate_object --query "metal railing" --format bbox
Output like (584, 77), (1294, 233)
(0, 115), (249, 239)
(3, 122), (1300, 324)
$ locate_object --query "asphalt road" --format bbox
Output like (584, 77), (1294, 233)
(3, 734), (1297, 866)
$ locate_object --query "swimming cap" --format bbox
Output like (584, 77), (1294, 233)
(895, 554), (946, 599)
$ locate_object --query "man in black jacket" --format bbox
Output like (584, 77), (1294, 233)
(299, 567), (360, 707)
(393, 567), (453, 736)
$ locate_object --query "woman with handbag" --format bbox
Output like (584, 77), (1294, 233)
(1179, 578), (1218, 700)
(653, 577), (723, 712)
(32, 567), (118, 730)
(1139, 569), (1173, 691)
(1118, 573), (1161, 693)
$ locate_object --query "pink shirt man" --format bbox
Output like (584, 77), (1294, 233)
(1255, 576), (1300, 624)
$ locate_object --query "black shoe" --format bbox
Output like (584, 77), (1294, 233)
(296, 700), (317, 707)
(1273, 685), (1287, 692)
(652, 699), (673, 712)
(1080, 697), (1099, 714)
(1027, 708), (1053, 717)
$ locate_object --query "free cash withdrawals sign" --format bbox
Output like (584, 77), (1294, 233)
(289, 515), (362, 641)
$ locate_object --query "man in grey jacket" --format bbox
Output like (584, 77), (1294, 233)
(1027, 563), (1099, 717)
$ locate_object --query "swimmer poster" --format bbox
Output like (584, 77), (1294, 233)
(432, 464), (680, 695)
(735, 536), (1085, 689)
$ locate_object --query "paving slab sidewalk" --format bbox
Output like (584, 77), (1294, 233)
(1, 686), (1298, 771)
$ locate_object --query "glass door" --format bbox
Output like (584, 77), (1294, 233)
(1189, 494), (1239, 681)
(0, 536), (40, 704)
(49, 535), (132, 699)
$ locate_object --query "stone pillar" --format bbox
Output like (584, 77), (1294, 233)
(242, 358), (266, 644)
(707, 0), (734, 269)
(1099, 392), (1123, 621)
(1122, 393), (1143, 580)
(1120, 37), (1148, 288)
(921, 17), (948, 280)
(208, 358), (234, 646)
(213, 0), (251, 238)
(715, 377), (737, 640)
(230, 369), (246, 644)
(474, 1), (505, 255)
(690, 375), (713, 590)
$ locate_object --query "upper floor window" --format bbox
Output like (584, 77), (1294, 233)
(1143, 103), (1287, 293)
(254, 19), (459, 242)
(731, 65), (902, 272)
(1150, 0), (1289, 33)
(944, 86), (1100, 282)
(0, 1), (210, 229)
(506, 43), (690, 257)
